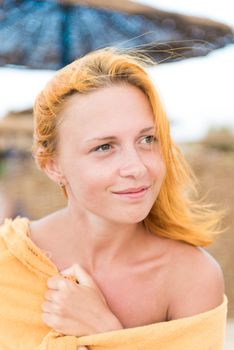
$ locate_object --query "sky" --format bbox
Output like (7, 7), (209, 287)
(136, 0), (234, 141)
(0, 0), (233, 142)
(149, 46), (234, 141)
(136, 0), (234, 27)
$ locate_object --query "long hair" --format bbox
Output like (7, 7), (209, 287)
(32, 47), (224, 246)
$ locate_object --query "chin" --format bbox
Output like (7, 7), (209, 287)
(115, 210), (150, 224)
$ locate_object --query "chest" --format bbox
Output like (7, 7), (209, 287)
(50, 254), (169, 328)
(93, 264), (169, 328)
(29, 222), (170, 328)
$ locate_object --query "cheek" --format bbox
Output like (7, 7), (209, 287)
(75, 168), (112, 212)
(69, 163), (111, 196)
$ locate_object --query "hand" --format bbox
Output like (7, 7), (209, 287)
(41, 264), (123, 337)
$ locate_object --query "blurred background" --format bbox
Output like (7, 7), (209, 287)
(0, 0), (233, 347)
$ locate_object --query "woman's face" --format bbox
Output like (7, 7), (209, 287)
(55, 83), (166, 224)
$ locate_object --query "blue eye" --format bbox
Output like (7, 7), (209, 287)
(93, 143), (112, 152)
(141, 135), (157, 144)
(92, 136), (157, 153)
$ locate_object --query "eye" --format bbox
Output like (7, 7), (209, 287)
(93, 143), (112, 152)
(140, 135), (157, 144)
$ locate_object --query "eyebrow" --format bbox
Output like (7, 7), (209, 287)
(85, 126), (155, 143)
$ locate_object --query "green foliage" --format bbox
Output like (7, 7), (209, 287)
(0, 160), (7, 177)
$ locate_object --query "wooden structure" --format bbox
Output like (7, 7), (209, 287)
(0, 109), (33, 152)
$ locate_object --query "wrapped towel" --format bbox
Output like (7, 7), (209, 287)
(0, 217), (228, 350)
(36, 295), (227, 350)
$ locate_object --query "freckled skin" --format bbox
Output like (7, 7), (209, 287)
(55, 83), (165, 226)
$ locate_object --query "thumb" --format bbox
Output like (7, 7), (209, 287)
(60, 264), (97, 288)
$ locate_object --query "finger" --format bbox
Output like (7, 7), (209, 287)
(47, 276), (69, 290)
(77, 347), (89, 350)
(41, 312), (62, 330)
(61, 264), (97, 289)
(44, 289), (60, 302)
(42, 300), (63, 314)
(42, 300), (54, 313)
(42, 301), (50, 313)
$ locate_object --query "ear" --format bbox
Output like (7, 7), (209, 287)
(43, 157), (66, 186)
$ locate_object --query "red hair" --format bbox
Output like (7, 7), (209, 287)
(32, 47), (224, 246)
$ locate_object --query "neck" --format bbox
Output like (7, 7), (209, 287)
(60, 205), (147, 274)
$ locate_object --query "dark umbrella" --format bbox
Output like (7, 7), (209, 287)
(0, 0), (233, 69)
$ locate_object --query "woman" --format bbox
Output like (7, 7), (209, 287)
(0, 47), (227, 350)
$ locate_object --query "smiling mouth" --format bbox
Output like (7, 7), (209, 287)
(112, 186), (150, 194)
(112, 187), (150, 199)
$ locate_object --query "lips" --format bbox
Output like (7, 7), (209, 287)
(112, 186), (149, 194)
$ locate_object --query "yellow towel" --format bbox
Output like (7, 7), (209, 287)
(37, 296), (228, 350)
(0, 217), (228, 350)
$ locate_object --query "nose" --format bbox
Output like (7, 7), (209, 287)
(118, 146), (147, 178)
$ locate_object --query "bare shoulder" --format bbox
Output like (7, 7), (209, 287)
(28, 209), (66, 246)
(165, 239), (224, 320)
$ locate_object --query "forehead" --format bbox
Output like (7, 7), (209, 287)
(59, 84), (155, 136)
